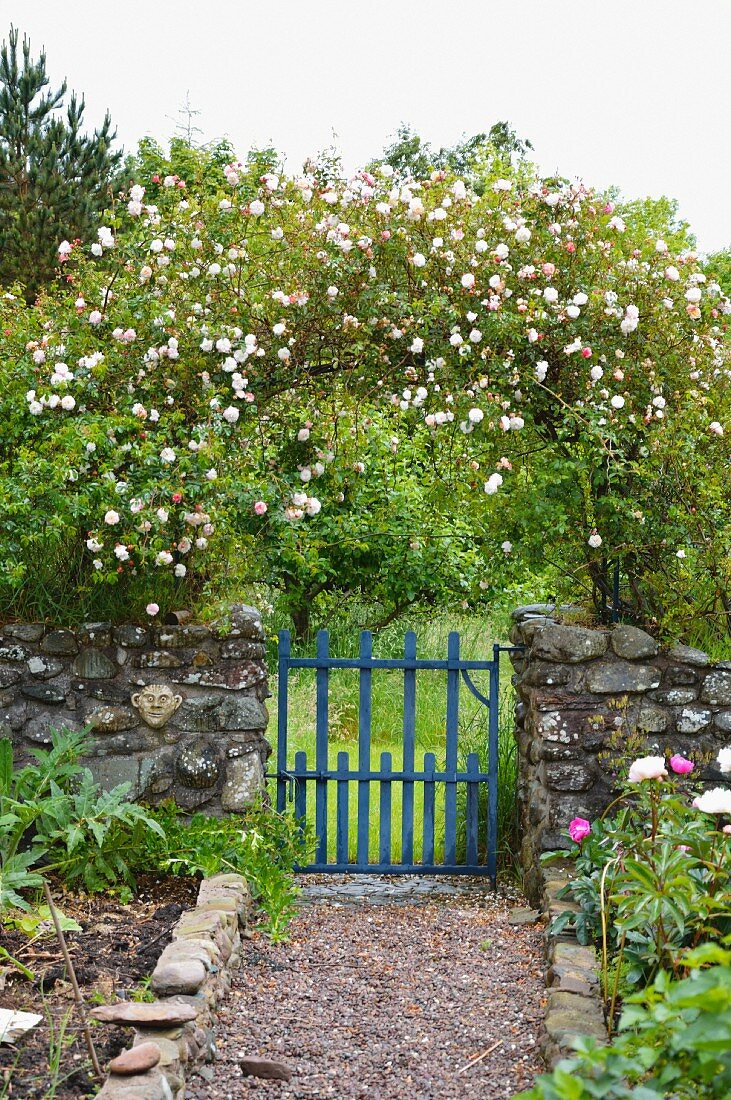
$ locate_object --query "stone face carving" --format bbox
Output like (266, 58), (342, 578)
(131, 683), (183, 728)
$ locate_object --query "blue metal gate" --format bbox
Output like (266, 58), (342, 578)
(275, 629), (511, 883)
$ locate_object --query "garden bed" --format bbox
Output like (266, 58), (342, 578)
(0, 874), (199, 1098)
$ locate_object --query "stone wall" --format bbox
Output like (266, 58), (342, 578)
(0, 605), (270, 813)
(510, 605), (731, 902)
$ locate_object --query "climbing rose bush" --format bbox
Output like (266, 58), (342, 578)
(1, 154), (729, 624)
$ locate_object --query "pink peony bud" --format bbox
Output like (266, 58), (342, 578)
(669, 754), (694, 775)
(568, 817), (591, 843)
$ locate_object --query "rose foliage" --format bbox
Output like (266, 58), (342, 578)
(1, 145), (729, 632)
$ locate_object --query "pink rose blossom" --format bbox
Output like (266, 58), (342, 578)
(669, 754), (694, 775)
(253, 501), (268, 516)
(568, 817), (591, 843)
(146, 602), (160, 616)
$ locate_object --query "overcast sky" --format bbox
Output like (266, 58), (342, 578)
(5, 0), (731, 252)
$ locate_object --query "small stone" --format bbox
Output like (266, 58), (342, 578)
(0, 668), (22, 688)
(585, 662), (660, 694)
(3, 623), (44, 642)
(176, 740), (221, 789)
(701, 671), (731, 706)
(610, 625), (658, 660)
(150, 957), (206, 996)
(668, 644), (709, 668)
(0, 644), (29, 662)
(238, 1057), (293, 1082)
(170, 661), (265, 690)
(78, 623), (113, 647)
(113, 625), (149, 648)
(135, 651), (184, 669)
(217, 696), (268, 731)
(508, 907), (541, 926)
(532, 625), (608, 664)
(653, 688), (698, 706)
(221, 752), (265, 811)
(91, 1002), (198, 1026)
(665, 665), (698, 686)
(27, 656), (64, 680)
(676, 706), (712, 734)
(714, 711), (731, 732)
(41, 630), (79, 656)
(72, 649), (119, 679)
(155, 626), (211, 648)
(220, 638), (266, 661)
(87, 705), (139, 733)
(636, 705), (669, 733)
(109, 1042), (161, 1075)
(21, 683), (67, 705)
(224, 605), (265, 640)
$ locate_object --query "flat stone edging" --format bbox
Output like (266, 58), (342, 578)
(92, 872), (252, 1099)
(539, 859), (606, 1067)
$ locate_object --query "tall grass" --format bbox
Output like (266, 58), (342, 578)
(268, 610), (520, 873)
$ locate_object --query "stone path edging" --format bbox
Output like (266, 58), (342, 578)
(539, 859), (606, 1066)
(93, 872), (252, 1099)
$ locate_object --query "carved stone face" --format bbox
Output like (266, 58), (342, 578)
(131, 684), (183, 729)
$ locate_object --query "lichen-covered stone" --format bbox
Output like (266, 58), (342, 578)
(584, 662), (660, 694)
(78, 622), (113, 647)
(701, 671), (731, 706)
(21, 683), (67, 705)
(3, 623), (44, 641)
(652, 688), (698, 706)
(220, 752), (264, 811)
(0, 644), (29, 662)
(170, 661), (265, 691)
(41, 630), (78, 656)
(72, 649), (119, 679)
(0, 667), (22, 688)
(676, 706), (712, 734)
(636, 705), (669, 733)
(545, 762), (595, 792)
(532, 625), (608, 664)
(610, 625), (658, 660)
(714, 711), (731, 732)
(220, 638), (266, 661)
(217, 697), (268, 731)
(664, 665), (698, 686)
(155, 625), (211, 648)
(668, 644), (710, 667)
(87, 705), (139, 733)
(135, 651), (184, 669)
(27, 656), (64, 680)
(113, 625), (149, 648)
(175, 740), (221, 789)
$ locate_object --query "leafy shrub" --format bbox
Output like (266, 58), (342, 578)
(0, 729), (164, 906)
(139, 800), (314, 941)
(517, 944), (731, 1099)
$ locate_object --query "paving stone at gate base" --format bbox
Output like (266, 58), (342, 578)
(295, 873), (508, 906)
(185, 884), (543, 1100)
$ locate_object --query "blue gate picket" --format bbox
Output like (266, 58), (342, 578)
(274, 628), (516, 882)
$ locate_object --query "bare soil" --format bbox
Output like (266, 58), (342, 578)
(0, 875), (199, 1098)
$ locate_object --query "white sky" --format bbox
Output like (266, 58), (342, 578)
(5, 0), (731, 252)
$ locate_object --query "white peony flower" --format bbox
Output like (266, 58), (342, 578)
(628, 755), (668, 782)
(717, 748), (731, 774)
(695, 788), (731, 815)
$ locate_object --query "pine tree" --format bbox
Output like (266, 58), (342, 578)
(0, 26), (122, 301)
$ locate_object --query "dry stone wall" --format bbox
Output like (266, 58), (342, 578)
(0, 605), (270, 813)
(510, 605), (731, 902)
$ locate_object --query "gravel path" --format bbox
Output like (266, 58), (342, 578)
(187, 879), (545, 1099)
